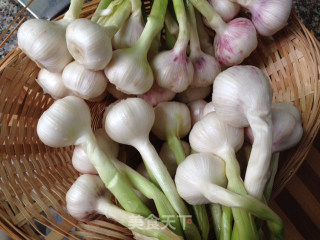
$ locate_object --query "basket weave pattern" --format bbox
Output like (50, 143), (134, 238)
(0, 1), (320, 239)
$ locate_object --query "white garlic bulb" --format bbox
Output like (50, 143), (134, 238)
(36, 69), (70, 99)
(66, 18), (112, 71)
(62, 61), (108, 101)
(176, 86), (211, 104)
(208, 0), (240, 22)
(72, 146), (98, 174)
(139, 83), (176, 107)
(187, 100), (207, 126)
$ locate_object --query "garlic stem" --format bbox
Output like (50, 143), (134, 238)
(210, 204), (222, 240)
(130, 0), (142, 13)
(91, 0), (114, 22)
(220, 206), (232, 240)
(263, 152), (280, 203)
(186, 2), (202, 57)
(167, 134), (186, 165)
(172, 0), (189, 52)
(165, 12), (179, 38)
(63, 0), (85, 21)
(195, 10), (214, 56)
(189, 0), (227, 34)
(96, 199), (182, 240)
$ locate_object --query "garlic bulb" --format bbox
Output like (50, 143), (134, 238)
(104, 98), (200, 239)
(62, 61), (108, 101)
(107, 83), (134, 100)
(176, 86), (211, 103)
(112, 8), (145, 49)
(174, 153), (284, 239)
(152, 101), (191, 141)
(66, 18), (112, 71)
(151, 48), (194, 93)
(203, 102), (216, 116)
(231, 0), (292, 36)
(72, 146), (98, 174)
(208, 0), (240, 22)
(187, 100), (207, 126)
(18, 19), (73, 73)
(104, 48), (154, 95)
(212, 65), (273, 200)
(139, 83), (176, 107)
(159, 141), (190, 177)
(67, 174), (182, 240)
(36, 69), (70, 99)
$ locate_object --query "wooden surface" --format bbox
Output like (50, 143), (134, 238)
(270, 134), (320, 239)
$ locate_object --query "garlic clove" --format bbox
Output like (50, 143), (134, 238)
(62, 61), (108, 101)
(37, 96), (92, 148)
(176, 86), (211, 104)
(214, 18), (258, 66)
(104, 49), (154, 95)
(138, 83), (176, 107)
(36, 69), (71, 99)
(152, 101), (191, 140)
(18, 19), (73, 73)
(66, 18), (112, 71)
(152, 50), (194, 93)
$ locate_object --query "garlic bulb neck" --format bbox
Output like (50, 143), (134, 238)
(138, 83), (176, 107)
(37, 69), (70, 99)
(18, 19), (72, 73)
(66, 18), (112, 71)
(152, 101), (191, 140)
(176, 86), (211, 103)
(62, 61), (108, 101)
(37, 96), (92, 148)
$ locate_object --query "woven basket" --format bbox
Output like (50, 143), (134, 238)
(1, 1), (320, 239)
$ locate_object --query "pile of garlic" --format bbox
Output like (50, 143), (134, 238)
(17, 0), (302, 239)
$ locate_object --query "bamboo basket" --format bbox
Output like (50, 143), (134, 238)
(1, 0), (320, 239)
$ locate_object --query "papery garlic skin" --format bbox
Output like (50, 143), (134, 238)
(248, 0), (292, 36)
(160, 141), (190, 177)
(112, 11), (144, 49)
(62, 61), (108, 100)
(175, 153), (227, 205)
(152, 50), (194, 93)
(37, 69), (70, 99)
(105, 49), (153, 95)
(37, 96), (91, 148)
(72, 146), (98, 174)
(152, 102), (191, 140)
(18, 19), (72, 73)
(176, 86), (211, 104)
(208, 0), (240, 22)
(190, 51), (221, 88)
(187, 100), (207, 126)
(214, 18), (258, 66)
(66, 18), (112, 71)
(139, 83), (176, 107)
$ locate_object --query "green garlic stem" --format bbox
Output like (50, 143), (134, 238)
(165, 25), (177, 49)
(63, 0), (84, 21)
(134, 0), (169, 57)
(210, 204), (222, 240)
(166, 133), (209, 240)
(203, 184), (284, 239)
(113, 159), (184, 236)
(83, 136), (151, 217)
(221, 151), (259, 240)
(130, 0), (142, 13)
(220, 206), (232, 240)
(172, 0), (189, 51)
(91, 0), (114, 22)
(186, 1), (202, 57)
(189, 0), (227, 34)
(264, 152), (280, 203)
(165, 12), (179, 37)
(135, 139), (201, 240)
(97, 200), (182, 240)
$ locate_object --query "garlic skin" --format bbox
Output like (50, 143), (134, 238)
(189, 51), (221, 88)
(159, 141), (190, 177)
(112, 10), (144, 49)
(152, 102), (191, 140)
(72, 146), (98, 174)
(214, 18), (258, 66)
(248, 0), (292, 36)
(208, 0), (240, 22)
(175, 153), (227, 205)
(176, 86), (211, 104)
(152, 49), (194, 93)
(187, 100), (207, 126)
(17, 19), (72, 73)
(62, 61), (108, 101)
(272, 102), (301, 123)
(107, 83), (134, 100)
(203, 102), (216, 116)
(37, 96), (91, 148)
(139, 83), (176, 107)
(37, 69), (70, 99)
(104, 49), (154, 95)
(66, 18), (112, 71)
